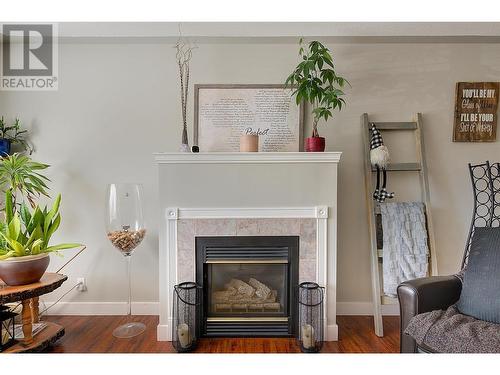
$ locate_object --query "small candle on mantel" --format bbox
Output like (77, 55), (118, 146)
(240, 134), (259, 152)
(301, 324), (315, 350)
(177, 323), (192, 348)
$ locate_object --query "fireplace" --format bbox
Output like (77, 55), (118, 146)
(196, 236), (299, 337)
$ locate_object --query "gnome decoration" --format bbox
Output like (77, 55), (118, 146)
(370, 123), (395, 203)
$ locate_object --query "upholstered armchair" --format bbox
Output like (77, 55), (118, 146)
(398, 161), (500, 353)
(398, 275), (462, 352)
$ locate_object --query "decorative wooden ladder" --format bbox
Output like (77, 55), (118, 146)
(362, 113), (438, 337)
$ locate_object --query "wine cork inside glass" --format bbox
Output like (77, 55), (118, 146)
(240, 134), (259, 152)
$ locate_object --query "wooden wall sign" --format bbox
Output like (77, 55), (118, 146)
(453, 82), (499, 142)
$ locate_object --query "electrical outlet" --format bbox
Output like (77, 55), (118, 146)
(77, 277), (87, 292)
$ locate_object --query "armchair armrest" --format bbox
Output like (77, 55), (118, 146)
(397, 275), (462, 353)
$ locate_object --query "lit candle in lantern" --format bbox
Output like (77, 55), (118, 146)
(177, 323), (192, 348)
(301, 324), (315, 350)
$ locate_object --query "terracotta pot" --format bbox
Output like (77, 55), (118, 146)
(304, 137), (326, 152)
(0, 253), (50, 286)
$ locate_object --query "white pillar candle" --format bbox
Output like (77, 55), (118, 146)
(177, 323), (192, 348)
(301, 324), (315, 350)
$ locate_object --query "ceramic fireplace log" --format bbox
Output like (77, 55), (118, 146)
(213, 290), (277, 304)
(213, 302), (281, 312)
(225, 279), (256, 297)
(212, 276), (281, 312)
(248, 278), (272, 299)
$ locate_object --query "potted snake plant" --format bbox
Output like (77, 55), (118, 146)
(285, 39), (349, 152)
(0, 154), (81, 285)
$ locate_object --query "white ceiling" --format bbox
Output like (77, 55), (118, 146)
(2, 22), (500, 43)
(58, 22), (500, 38)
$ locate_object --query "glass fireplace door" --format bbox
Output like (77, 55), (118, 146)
(207, 262), (288, 318)
(196, 236), (299, 337)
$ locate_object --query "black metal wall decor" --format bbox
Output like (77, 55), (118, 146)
(172, 282), (202, 353)
(464, 161), (500, 267)
(0, 305), (17, 352)
(297, 282), (324, 353)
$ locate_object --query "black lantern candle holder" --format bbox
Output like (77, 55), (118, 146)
(172, 282), (202, 353)
(297, 282), (324, 353)
(0, 305), (17, 352)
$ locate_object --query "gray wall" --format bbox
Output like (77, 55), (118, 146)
(1, 40), (499, 308)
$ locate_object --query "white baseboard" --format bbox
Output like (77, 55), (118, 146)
(44, 301), (399, 316)
(42, 302), (159, 315)
(326, 324), (338, 341)
(337, 302), (400, 316)
(157, 324), (170, 341)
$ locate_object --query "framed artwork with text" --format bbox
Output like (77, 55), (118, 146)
(453, 82), (499, 142)
(194, 84), (304, 152)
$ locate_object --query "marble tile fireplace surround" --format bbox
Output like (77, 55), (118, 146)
(155, 152), (341, 341)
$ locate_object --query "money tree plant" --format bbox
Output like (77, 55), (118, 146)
(285, 39), (349, 138)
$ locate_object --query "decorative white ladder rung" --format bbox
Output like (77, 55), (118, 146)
(371, 162), (422, 172)
(362, 113), (438, 337)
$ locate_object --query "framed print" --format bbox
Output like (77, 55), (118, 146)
(194, 84), (304, 152)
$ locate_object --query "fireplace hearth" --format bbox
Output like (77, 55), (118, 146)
(196, 236), (299, 337)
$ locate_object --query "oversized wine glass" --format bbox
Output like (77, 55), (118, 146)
(105, 183), (146, 338)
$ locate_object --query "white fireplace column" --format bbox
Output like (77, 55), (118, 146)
(155, 152), (341, 341)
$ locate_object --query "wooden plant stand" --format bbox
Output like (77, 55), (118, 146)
(0, 273), (67, 353)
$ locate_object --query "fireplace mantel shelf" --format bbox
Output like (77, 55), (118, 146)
(154, 152), (342, 164)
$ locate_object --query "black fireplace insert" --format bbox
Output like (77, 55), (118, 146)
(196, 236), (299, 337)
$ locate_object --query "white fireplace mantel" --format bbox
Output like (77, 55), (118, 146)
(154, 151), (342, 164)
(155, 152), (342, 342)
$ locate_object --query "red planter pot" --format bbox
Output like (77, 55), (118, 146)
(304, 137), (326, 152)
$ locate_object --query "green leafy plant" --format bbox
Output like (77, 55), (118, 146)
(285, 39), (350, 137)
(0, 190), (81, 260)
(0, 153), (50, 209)
(0, 116), (34, 154)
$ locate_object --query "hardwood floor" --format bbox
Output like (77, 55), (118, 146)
(43, 315), (399, 353)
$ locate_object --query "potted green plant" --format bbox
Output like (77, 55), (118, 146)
(0, 191), (81, 285)
(0, 117), (34, 156)
(0, 153), (50, 209)
(285, 39), (349, 152)
(0, 154), (81, 285)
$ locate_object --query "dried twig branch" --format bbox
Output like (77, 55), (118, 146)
(174, 32), (195, 146)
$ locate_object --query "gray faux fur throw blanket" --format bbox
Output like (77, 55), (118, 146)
(405, 305), (500, 353)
